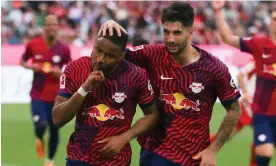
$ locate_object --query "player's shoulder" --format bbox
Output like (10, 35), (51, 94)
(65, 56), (90, 71)
(127, 44), (165, 52)
(197, 45), (228, 73)
(122, 60), (147, 76)
(242, 35), (269, 43)
(27, 36), (43, 46)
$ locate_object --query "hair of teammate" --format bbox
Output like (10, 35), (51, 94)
(99, 29), (129, 51)
(161, 2), (195, 28)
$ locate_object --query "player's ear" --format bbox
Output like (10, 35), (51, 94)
(187, 28), (193, 39)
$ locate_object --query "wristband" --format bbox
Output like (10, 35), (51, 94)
(77, 86), (88, 97)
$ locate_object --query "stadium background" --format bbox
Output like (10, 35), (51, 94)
(1, 1), (275, 166)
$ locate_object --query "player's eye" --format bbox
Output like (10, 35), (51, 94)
(97, 47), (103, 53)
(105, 53), (114, 58)
(173, 31), (182, 36)
(163, 30), (169, 35)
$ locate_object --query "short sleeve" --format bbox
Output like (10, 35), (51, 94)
(21, 42), (33, 61)
(214, 63), (241, 108)
(136, 71), (155, 109)
(125, 45), (150, 69)
(239, 37), (257, 54)
(57, 62), (77, 98)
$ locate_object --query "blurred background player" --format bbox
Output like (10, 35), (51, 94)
(213, 1), (276, 166)
(20, 15), (72, 166)
(99, 2), (241, 166)
(52, 29), (159, 166)
(211, 60), (256, 166)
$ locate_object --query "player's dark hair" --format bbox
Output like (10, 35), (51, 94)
(99, 29), (129, 51)
(161, 2), (195, 28)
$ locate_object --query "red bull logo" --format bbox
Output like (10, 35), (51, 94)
(263, 63), (276, 76)
(84, 104), (124, 121)
(160, 93), (200, 111)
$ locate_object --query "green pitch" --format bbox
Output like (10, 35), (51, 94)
(2, 104), (275, 166)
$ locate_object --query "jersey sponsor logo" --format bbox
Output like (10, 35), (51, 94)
(159, 92), (200, 111)
(189, 82), (204, 94)
(129, 45), (144, 51)
(263, 63), (276, 76)
(83, 104), (124, 121)
(60, 74), (66, 89)
(52, 55), (61, 63)
(148, 80), (154, 95)
(112, 92), (127, 103)
(160, 75), (174, 80)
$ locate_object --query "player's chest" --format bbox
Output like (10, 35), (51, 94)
(150, 65), (213, 106)
(84, 77), (137, 108)
(31, 45), (63, 65)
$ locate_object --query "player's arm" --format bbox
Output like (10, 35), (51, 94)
(99, 74), (158, 157)
(210, 101), (241, 152)
(194, 63), (241, 165)
(98, 20), (151, 68)
(52, 64), (105, 128)
(212, 1), (240, 48)
(20, 42), (42, 72)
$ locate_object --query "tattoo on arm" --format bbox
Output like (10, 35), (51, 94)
(211, 101), (241, 152)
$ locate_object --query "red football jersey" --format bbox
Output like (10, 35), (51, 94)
(125, 44), (240, 165)
(58, 57), (154, 166)
(240, 37), (276, 116)
(21, 36), (71, 102)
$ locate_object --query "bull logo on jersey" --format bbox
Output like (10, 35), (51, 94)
(159, 93), (200, 111)
(112, 92), (127, 103)
(263, 63), (276, 76)
(189, 82), (204, 94)
(83, 104), (124, 121)
(52, 55), (61, 63)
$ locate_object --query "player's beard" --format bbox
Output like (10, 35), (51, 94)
(165, 39), (187, 57)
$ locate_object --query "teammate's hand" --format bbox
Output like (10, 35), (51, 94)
(211, 0), (226, 12)
(98, 135), (129, 158)
(98, 20), (127, 37)
(82, 71), (105, 91)
(29, 63), (42, 72)
(193, 147), (216, 166)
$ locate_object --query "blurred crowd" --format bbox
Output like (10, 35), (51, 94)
(2, 1), (276, 46)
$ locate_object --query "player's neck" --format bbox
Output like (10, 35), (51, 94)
(43, 35), (57, 47)
(174, 45), (200, 66)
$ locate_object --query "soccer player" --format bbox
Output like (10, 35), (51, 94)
(213, 1), (276, 166)
(99, 2), (242, 166)
(52, 29), (159, 166)
(20, 15), (72, 166)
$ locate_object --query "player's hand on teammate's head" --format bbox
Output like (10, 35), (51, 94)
(98, 135), (129, 158)
(211, 0), (226, 12)
(98, 20), (127, 37)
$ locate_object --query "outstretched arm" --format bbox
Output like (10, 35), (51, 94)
(212, 0), (240, 48)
